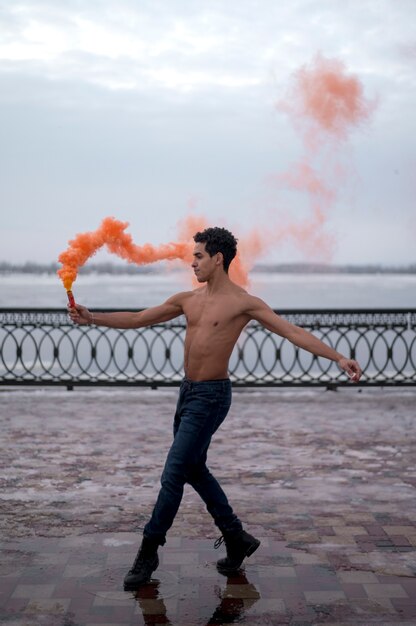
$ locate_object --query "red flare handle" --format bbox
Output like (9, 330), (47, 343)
(67, 290), (76, 308)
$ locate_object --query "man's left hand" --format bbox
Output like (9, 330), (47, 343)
(337, 357), (362, 382)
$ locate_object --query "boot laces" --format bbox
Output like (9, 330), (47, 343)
(214, 536), (225, 549)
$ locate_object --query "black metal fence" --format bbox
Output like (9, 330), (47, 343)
(1, 309), (415, 388)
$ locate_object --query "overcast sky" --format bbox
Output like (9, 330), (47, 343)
(1, 0), (415, 266)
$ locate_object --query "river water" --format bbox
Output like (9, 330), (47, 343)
(1, 271), (415, 309)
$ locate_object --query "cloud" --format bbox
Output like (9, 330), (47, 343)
(0, 1), (270, 94)
(1, 0), (414, 107)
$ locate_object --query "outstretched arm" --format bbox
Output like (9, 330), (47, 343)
(68, 292), (187, 329)
(246, 296), (362, 382)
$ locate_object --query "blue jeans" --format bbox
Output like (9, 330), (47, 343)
(143, 378), (243, 545)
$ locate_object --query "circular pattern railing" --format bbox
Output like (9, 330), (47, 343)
(0, 309), (415, 387)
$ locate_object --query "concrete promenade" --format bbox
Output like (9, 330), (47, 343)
(1, 386), (415, 625)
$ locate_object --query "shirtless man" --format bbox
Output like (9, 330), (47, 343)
(69, 227), (362, 590)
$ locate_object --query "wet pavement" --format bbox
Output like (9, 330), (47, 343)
(1, 386), (416, 625)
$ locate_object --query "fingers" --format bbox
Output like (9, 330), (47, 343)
(347, 361), (362, 383)
(67, 305), (79, 323)
(338, 357), (362, 382)
(67, 303), (88, 325)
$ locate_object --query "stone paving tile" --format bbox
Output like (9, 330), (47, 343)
(11, 584), (56, 599)
(0, 533), (415, 625)
(304, 589), (347, 603)
(24, 598), (72, 614)
(337, 570), (379, 584)
(363, 583), (409, 599)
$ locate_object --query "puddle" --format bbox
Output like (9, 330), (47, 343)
(81, 566), (180, 601)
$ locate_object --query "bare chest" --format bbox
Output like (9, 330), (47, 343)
(183, 298), (239, 330)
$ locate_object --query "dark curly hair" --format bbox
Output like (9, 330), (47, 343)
(193, 227), (238, 273)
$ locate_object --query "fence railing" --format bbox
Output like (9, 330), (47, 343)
(1, 309), (415, 388)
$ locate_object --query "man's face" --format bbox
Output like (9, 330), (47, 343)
(191, 242), (219, 282)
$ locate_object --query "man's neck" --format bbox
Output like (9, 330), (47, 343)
(205, 270), (232, 295)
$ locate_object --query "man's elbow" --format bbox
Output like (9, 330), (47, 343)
(284, 325), (306, 344)
(132, 312), (144, 328)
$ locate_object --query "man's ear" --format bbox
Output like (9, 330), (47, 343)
(216, 252), (224, 266)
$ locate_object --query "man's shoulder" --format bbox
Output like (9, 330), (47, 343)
(218, 287), (266, 316)
(236, 292), (269, 314)
(233, 288), (261, 303)
(165, 290), (195, 306)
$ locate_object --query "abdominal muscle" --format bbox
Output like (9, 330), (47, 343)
(183, 327), (238, 381)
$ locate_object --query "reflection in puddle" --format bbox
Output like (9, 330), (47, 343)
(133, 570), (260, 626)
(207, 571), (261, 625)
(78, 563), (261, 624)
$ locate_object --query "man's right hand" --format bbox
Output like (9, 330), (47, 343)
(68, 304), (93, 325)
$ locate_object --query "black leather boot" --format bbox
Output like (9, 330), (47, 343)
(215, 530), (260, 571)
(123, 536), (160, 590)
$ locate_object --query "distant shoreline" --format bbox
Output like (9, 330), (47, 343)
(1, 261), (415, 275)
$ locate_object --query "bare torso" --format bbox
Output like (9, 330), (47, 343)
(179, 284), (251, 380)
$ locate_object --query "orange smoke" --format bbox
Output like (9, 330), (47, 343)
(279, 162), (336, 209)
(270, 53), (375, 261)
(57, 217), (192, 291)
(177, 214), (210, 249)
(228, 54), (375, 268)
(58, 214), (255, 291)
(232, 229), (265, 286)
(280, 53), (375, 144)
